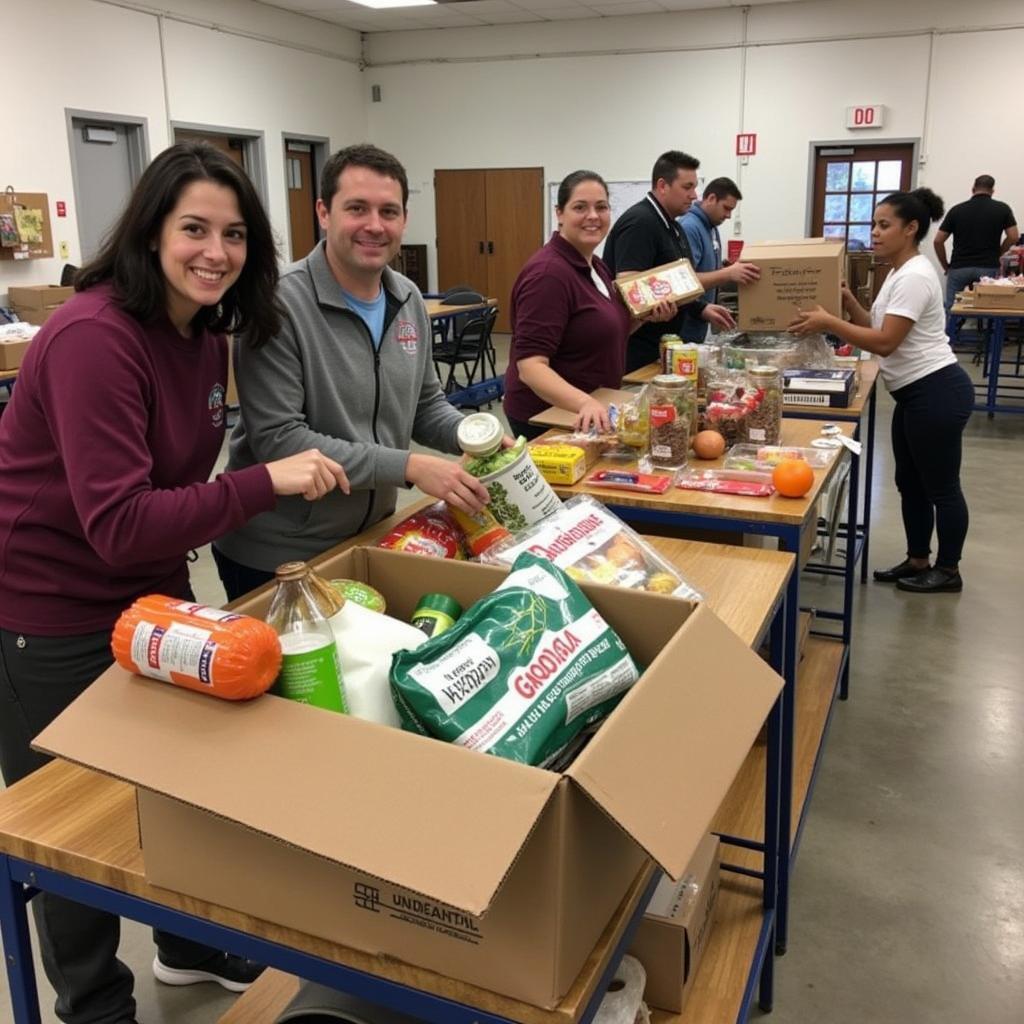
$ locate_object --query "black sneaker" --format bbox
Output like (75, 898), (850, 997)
(873, 558), (930, 583)
(152, 951), (265, 993)
(896, 567), (963, 593)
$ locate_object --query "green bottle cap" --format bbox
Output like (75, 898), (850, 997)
(413, 593), (463, 621)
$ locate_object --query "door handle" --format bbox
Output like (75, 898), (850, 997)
(487, 241), (494, 255)
(479, 241), (485, 254)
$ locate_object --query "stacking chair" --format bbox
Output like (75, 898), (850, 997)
(433, 306), (498, 394)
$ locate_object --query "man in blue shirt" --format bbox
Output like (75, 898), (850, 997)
(679, 177), (760, 341)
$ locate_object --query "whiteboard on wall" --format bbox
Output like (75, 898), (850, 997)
(546, 179), (650, 257)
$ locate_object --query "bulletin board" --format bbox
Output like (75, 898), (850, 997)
(0, 189), (54, 261)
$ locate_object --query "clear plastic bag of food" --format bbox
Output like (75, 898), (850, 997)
(723, 444), (836, 470)
(719, 330), (835, 371)
(480, 494), (703, 601)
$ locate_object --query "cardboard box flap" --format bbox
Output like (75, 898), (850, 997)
(33, 668), (561, 916)
(565, 605), (781, 879)
(744, 239), (845, 260)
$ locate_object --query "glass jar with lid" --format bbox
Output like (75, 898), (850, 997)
(648, 374), (695, 471)
(745, 364), (783, 446)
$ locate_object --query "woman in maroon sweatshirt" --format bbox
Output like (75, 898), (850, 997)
(0, 143), (347, 1024)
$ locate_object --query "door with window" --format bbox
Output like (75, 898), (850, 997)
(285, 142), (317, 261)
(811, 143), (914, 298)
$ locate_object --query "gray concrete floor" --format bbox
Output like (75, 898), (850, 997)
(3, 344), (1023, 1023)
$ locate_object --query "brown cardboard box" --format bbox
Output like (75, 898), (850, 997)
(0, 338), (30, 370)
(974, 283), (1024, 310)
(9, 284), (74, 326)
(34, 548), (781, 1009)
(628, 834), (720, 1013)
(737, 238), (845, 330)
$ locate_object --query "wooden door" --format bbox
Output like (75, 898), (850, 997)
(435, 169), (489, 299)
(435, 167), (544, 334)
(484, 168), (544, 334)
(174, 129), (246, 168)
(285, 144), (317, 261)
(811, 143), (914, 299)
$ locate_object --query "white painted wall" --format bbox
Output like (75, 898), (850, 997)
(365, 0), (1024, 288)
(5, 0), (1024, 302)
(2, 0), (362, 298)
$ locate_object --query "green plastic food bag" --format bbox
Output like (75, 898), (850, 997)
(390, 552), (641, 767)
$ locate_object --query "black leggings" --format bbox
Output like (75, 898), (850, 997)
(890, 363), (974, 568)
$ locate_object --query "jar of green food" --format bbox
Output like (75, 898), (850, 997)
(411, 593), (463, 638)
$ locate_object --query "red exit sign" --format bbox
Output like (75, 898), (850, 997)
(735, 133), (757, 156)
(846, 105), (886, 129)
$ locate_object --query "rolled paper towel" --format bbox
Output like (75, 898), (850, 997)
(594, 955), (651, 1024)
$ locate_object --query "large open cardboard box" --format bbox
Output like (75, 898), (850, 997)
(738, 238), (844, 330)
(35, 547), (781, 1009)
(8, 284), (74, 326)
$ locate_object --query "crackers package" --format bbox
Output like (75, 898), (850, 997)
(615, 259), (704, 316)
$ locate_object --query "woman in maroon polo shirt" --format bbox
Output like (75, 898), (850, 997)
(503, 170), (673, 438)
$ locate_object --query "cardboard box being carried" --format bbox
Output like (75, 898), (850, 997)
(34, 547), (781, 1010)
(973, 282), (1024, 310)
(628, 833), (720, 1013)
(738, 238), (844, 331)
(9, 284), (74, 326)
(615, 259), (704, 316)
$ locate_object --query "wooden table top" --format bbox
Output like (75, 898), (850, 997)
(0, 535), (791, 1024)
(951, 302), (1024, 317)
(423, 297), (496, 320)
(541, 418), (854, 528)
(621, 360), (880, 419)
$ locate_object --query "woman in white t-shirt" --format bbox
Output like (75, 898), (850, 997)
(790, 188), (973, 594)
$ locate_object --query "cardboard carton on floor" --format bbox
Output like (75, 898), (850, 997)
(628, 833), (720, 1013)
(738, 238), (844, 331)
(35, 547), (781, 1010)
(9, 284), (74, 326)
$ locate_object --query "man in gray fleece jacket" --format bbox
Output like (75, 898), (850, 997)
(213, 145), (491, 598)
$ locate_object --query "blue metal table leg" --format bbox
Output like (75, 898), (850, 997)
(0, 855), (42, 1024)
(987, 318), (1003, 416)
(759, 597), (785, 1003)
(860, 383), (877, 584)
(774, 525), (800, 956)
(839, 447), (858, 701)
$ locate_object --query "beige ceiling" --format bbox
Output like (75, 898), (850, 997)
(258, 0), (798, 35)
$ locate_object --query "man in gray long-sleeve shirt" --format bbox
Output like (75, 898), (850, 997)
(214, 144), (490, 597)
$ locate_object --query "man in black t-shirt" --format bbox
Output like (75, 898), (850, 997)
(933, 175), (1019, 308)
(604, 150), (736, 372)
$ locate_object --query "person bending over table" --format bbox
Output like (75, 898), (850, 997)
(503, 170), (675, 439)
(0, 143), (349, 1024)
(790, 188), (972, 594)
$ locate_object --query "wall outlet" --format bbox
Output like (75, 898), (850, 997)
(59, 241), (70, 259)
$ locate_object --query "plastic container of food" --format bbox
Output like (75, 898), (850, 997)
(648, 374), (694, 471)
(723, 444), (836, 470)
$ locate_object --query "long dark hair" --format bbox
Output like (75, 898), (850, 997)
(76, 142), (281, 346)
(879, 188), (945, 244)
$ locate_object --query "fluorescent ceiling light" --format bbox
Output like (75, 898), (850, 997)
(346, 0), (437, 8)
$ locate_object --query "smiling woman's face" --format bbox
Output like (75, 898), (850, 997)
(557, 179), (611, 256)
(158, 180), (247, 333)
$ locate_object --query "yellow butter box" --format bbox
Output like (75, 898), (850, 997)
(528, 443), (587, 485)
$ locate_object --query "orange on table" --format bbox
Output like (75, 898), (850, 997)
(772, 458), (815, 498)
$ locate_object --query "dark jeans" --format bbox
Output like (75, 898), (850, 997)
(504, 414), (551, 441)
(212, 545), (276, 603)
(890, 363), (974, 568)
(945, 265), (997, 310)
(0, 619), (235, 1024)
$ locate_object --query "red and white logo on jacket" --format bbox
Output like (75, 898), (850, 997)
(396, 320), (419, 355)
